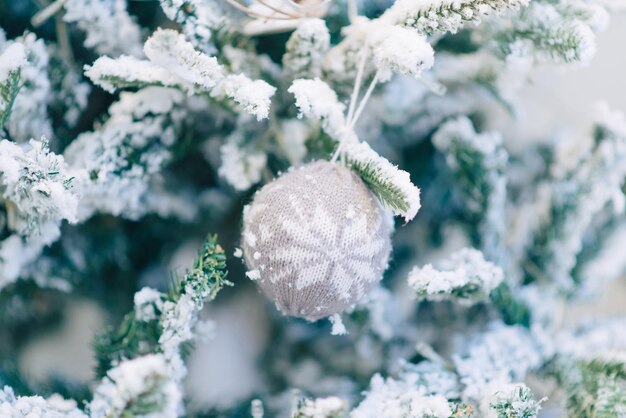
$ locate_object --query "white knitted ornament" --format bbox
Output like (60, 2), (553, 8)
(242, 160), (393, 321)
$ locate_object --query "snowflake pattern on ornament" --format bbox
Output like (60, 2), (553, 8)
(242, 160), (392, 320)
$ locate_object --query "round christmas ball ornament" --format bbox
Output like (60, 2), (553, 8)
(241, 160), (393, 321)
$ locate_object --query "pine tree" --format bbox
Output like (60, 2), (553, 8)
(1, 0), (625, 417)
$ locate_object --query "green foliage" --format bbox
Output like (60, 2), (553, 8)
(563, 359), (626, 418)
(348, 158), (411, 215)
(489, 282), (531, 327)
(502, 24), (587, 63)
(305, 129), (337, 160)
(0, 69), (21, 132)
(432, 118), (508, 263)
(91, 75), (172, 92)
(93, 234), (230, 378)
(171, 234), (231, 306)
(93, 312), (162, 378)
(489, 385), (544, 418)
(395, 0), (527, 36)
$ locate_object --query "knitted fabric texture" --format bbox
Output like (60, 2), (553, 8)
(242, 160), (393, 321)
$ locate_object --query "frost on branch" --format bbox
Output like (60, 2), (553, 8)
(349, 357), (461, 416)
(211, 74), (276, 120)
(408, 248), (503, 302)
(86, 28), (276, 120)
(47, 46), (91, 129)
(89, 354), (181, 418)
(525, 104), (626, 292)
(0, 33), (52, 142)
(134, 287), (164, 322)
(433, 116), (507, 263)
(94, 235), (230, 408)
(64, 0), (143, 57)
(380, 0), (530, 35)
(351, 373), (453, 418)
(370, 25), (434, 82)
(0, 139), (78, 288)
(497, 2), (599, 65)
(552, 319), (626, 417)
(64, 87), (186, 220)
(576, 221), (626, 295)
(453, 322), (552, 402)
(0, 43), (26, 132)
(288, 78), (347, 140)
(485, 383), (545, 418)
(0, 139), (78, 238)
(292, 396), (347, 418)
(283, 19), (330, 80)
(0, 386), (87, 418)
(159, 0), (228, 54)
(344, 141), (421, 221)
(217, 128), (268, 191)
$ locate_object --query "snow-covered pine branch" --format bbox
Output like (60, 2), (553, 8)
(344, 140), (421, 221)
(433, 116), (507, 263)
(485, 383), (545, 418)
(352, 373), (455, 418)
(369, 24), (434, 82)
(63, 0), (143, 57)
(288, 78), (347, 140)
(291, 396), (347, 418)
(553, 318), (626, 417)
(0, 33), (52, 142)
(159, 0), (228, 55)
(525, 104), (626, 292)
(0, 138), (78, 289)
(0, 139), (78, 239)
(93, 236), (230, 415)
(408, 248), (503, 302)
(0, 43), (26, 132)
(89, 354), (181, 418)
(380, 0), (530, 36)
(86, 28), (276, 120)
(217, 126), (268, 191)
(576, 221), (626, 295)
(0, 386), (87, 418)
(64, 87), (186, 220)
(453, 322), (553, 403)
(495, 2), (602, 65)
(283, 19), (330, 80)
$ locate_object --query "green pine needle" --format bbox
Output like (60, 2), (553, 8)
(93, 234), (230, 378)
(0, 70), (22, 133)
(348, 159), (410, 215)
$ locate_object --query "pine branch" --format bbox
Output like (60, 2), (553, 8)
(93, 234), (230, 378)
(171, 234), (230, 305)
(86, 29), (276, 120)
(283, 19), (330, 80)
(350, 158), (411, 215)
(496, 3), (598, 65)
(489, 384), (545, 418)
(489, 282), (531, 327)
(381, 0), (530, 36)
(292, 396), (347, 418)
(560, 359), (626, 417)
(0, 70), (21, 133)
(408, 248), (503, 303)
(345, 141), (421, 221)
(524, 104), (626, 292)
(432, 116), (508, 263)
(159, 0), (228, 55)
